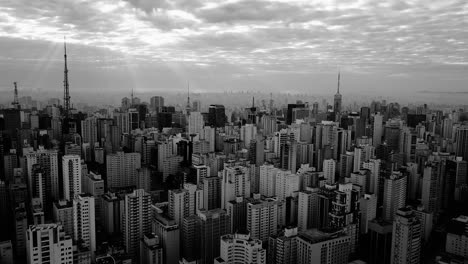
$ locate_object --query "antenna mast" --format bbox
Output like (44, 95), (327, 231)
(63, 37), (71, 118)
(13, 82), (19, 108)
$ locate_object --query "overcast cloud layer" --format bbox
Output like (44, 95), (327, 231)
(0, 0), (467, 101)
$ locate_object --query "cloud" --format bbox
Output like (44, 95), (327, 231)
(0, 0), (467, 96)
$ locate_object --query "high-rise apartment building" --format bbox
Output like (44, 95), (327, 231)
(221, 165), (250, 209)
(62, 155), (81, 201)
(390, 207), (421, 264)
(383, 171), (407, 222)
(123, 189), (151, 258)
(26, 224), (73, 264)
(106, 151), (141, 188)
(73, 194), (96, 258)
(296, 229), (351, 264)
(247, 197), (279, 242)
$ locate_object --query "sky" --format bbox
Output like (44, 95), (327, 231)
(0, 0), (467, 102)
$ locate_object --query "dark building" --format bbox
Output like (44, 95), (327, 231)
(366, 219), (393, 264)
(407, 114), (426, 128)
(157, 112), (172, 131)
(208, 105), (226, 128)
(0, 109), (21, 137)
(286, 103), (305, 125)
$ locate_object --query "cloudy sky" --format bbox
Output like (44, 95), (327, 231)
(0, 0), (467, 101)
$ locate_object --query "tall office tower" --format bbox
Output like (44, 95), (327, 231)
(128, 108), (140, 130)
(329, 183), (360, 253)
(139, 233), (163, 264)
(323, 159), (336, 184)
(215, 233), (266, 264)
(13, 204), (27, 256)
(261, 115), (278, 136)
(399, 127), (417, 163)
(386, 124), (402, 148)
(268, 227), (298, 264)
(349, 170), (370, 196)
(73, 194), (96, 258)
(383, 171), (407, 222)
(275, 170), (299, 201)
(208, 104), (226, 128)
(455, 126), (468, 161)
(153, 215), (180, 264)
(81, 116), (97, 145)
(0, 240), (13, 264)
(83, 172), (104, 219)
(26, 224), (73, 264)
(202, 176), (221, 210)
(445, 215), (468, 259)
(114, 111), (130, 134)
(368, 219), (393, 264)
(259, 164), (279, 197)
(183, 209), (231, 264)
(168, 189), (190, 226)
(241, 124), (257, 149)
(188, 111), (204, 135)
(247, 197), (279, 242)
(249, 135), (265, 166)
(226, 197), (248, 233)
(296, 141), (314, 167)
(150, 96), (164, 112)
(421, 162), (441, 215)
(62, 155), (81, 201)
(372, 113), (383, 147)
(359, 193), (377, 234)
(296, 229), (351, 264)
(363, 159), (381, 195)
(413, 205), (433, 244)
(447, 158), (468, 203)
(340, 152), (354, 179)
(106, 151), (141, 188)
(184, 183), (203, 216)
(390, 207), (421, 264)
(25, 148), (59, 205)
(333, 72), (342, 122)
(199, 126), (216, 152)
(3, 152), (18, 182)
(279, 140), (298, 174)
(297, 188), (320, 231)
(53, 200), (74, 237)
(123, 189), (151, 258)
(221, 165), (250, 209)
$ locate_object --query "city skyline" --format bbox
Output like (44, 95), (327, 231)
(0, 0), (468, 100)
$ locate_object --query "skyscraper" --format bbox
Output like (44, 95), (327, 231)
(390, 207), (421, 264)
(139, 233), (163, 264)
(334, 72), (342, 122)
(221, 165), (250, 209)
(123, 189), (151, 258)
(296, 229), (351, 264)
(62, 155), (81, 201)
(106, 151), (141, 188)
(383, 171), (407, 222)
(455, 126), (468, 161)
(208, 105), (226, 128)
(26, 224), (73, 264)
(247, 197), (279, 242)
(73, 194), (96, 258)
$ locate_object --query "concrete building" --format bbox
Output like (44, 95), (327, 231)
(26, 224), (73, 264)
(390, 207), (421, 264)
(214, 233), (266, 264)
(123, 189), (151, 258)
(62, 155), (81, 201)
(296, 229), (351, 264)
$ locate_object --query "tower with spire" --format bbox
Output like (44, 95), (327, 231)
(63, 37), (71, 118)
(334, 71), (342, 122)
(12, 82), (19, 109)
(186, 81), (191, 116)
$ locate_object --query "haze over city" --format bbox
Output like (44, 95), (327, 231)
(0, 0), (468, 104)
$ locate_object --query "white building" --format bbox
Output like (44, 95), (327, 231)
(73, 194), (96, 258)
(26, 224), (73, 264)
(215, 233), (266, 264)
(323, 159), (336, 185)
(259, 164), (279, 197)
(296, 229), (351, 264)
(221, 165), (250, 209)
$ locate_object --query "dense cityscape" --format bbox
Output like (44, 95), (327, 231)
(0, 38), (467, 264)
